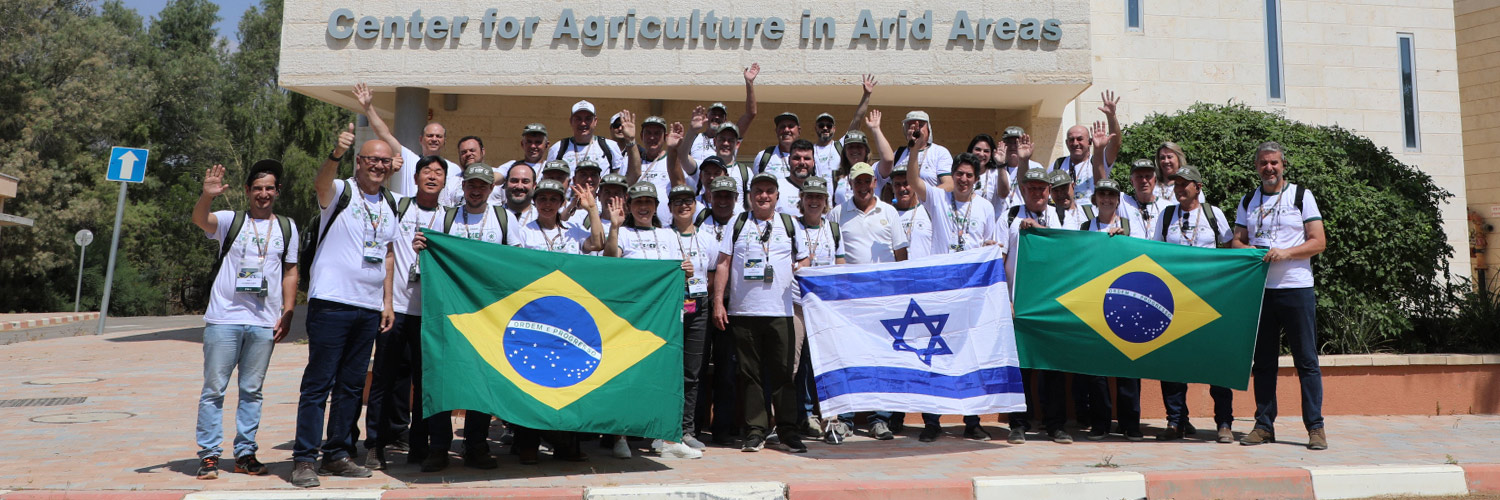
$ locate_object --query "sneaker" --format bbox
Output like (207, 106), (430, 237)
(1125, 429), (1144, 442)
(318, 456), (373, 478)
(1049, 430), (1074, 444)
(233, 454), (268, 476)
(1086, 427), (1108, 441)
(659, 440), (704, 459)
(682, 434), (708, 450)
(918, 425), (941, 442)
(389, 437), (410, 452)
(711, 433), (738, 447)
(463, 450), (498, 469)
(766, 431), (781, 446)
(824, 420), (851, 445)
(364, 447), (386, 471)
(1307, 428), (1328, 450)
(742, 435), (766, 452)
(1007, 428), (1027, 445)
(871, 421), (895, 441)
(1217, 426), (1235, 444)
(421, 451), (450, 472)
(291, 461), (319, 488)
(781, 433), (808, 453)
(801, 416), (822, 437)
(612, 437), (632, 459)
(1240, 428), (1276, 446)
(963, 425), (992, 441)
(196, 456), (219, 480)
(1156, 426), (1185, 441)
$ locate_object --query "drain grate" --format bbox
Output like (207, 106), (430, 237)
(0, 397), (86, 408)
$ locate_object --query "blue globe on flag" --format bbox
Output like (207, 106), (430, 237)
(504, 296), (603, 388)
(1103, 271), (1175, 344)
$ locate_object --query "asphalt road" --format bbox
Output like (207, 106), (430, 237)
(0, 305), (311, 345)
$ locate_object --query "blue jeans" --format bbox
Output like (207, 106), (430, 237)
(1251, 287), (1324, 432)
(293, 299), (380, 462)
(197, 323), (275, 459)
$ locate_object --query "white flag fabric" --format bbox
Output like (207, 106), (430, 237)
(795, 245), (1026, 416)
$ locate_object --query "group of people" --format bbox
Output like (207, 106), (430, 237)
(188, 65), (1329, 488)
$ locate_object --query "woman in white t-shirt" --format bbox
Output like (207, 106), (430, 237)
(667, 183), (720, 454)
(1076, 178), (1145, 442)
(515, 179), (604, 255)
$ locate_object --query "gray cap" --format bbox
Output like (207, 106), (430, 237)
(1019, 168), (1050, 185)
(903, 111), (930, 125)
(542, 160), (571, 176)
(643, 116), (667, 129)
(1095, 178), (1123, 194)
(800, 176), (829, 195)
(534, 178), (567, 197)
(627, 181), (658, 200)
(843, 130), (868, 146)
(774, 111), (800, 125)
(709, 102), (728, 113)
(523, 123), (547, 136)
(1048, 169), (1075, 187)
(1002, 126), (1025, 139)
(462, 163), (494, 182)
(815, 113), (835, 124)
(668, 184), (696, 200)
(715, 122), (741, 138)
(710, 175), (739, 193)
(600, 173), (628, 189)
(890, 161), (909, 176)
(1169, 164), (1205, 184)
(575, 159), (602, 172)
(750, 171), (779, 187)
(1131, 158), (1157, 172)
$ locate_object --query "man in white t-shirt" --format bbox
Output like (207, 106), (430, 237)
(775, 139), (817, 216)
(1048, 90), (1122, 202)
(502, 162), (539, 227)
(693, 174), (743, 446)
(354, 83), (458, 199)
(690, 63), (760, 161)
(190, 160), (299, 480)
(492, 123), (549, 205)
(624, 114), (677, 223)
(439, 135), (487, 207)
(810, 113), (840, 186)
(1231, 142), (1328, 451)
(1048, 170), (1092, 230)
(1002, 168), (1072, 446)
(293, 126), (400, 487)
(1123, 158), (1176, 232)
(873, 111), (953, 192)
(753, 112), (802, 178)
(888, 163), (933, 264)
(712, 172), (810, 454)
(547, 100), (626, 177)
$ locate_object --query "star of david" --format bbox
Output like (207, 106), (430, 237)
(879, 299), (953, 366)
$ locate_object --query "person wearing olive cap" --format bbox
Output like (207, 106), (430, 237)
(560, 158), (604, 220)
(789, 175), (843, 442)
(1001, 167), (1071, 445)
(621, 111), (680, 224)
(667, 182), (721, 455)
(1123, 158), (1176, 231)
(1048, 170), (1091, 230)
(541, 159), (572, 185)
(493, 123), (551, 205)
(999, 126), (1044, 209)
(588, 173), (630, 245)
(693, 174), (744, 446)
(1149, 164), (1236, 444)
(1073, 177), (1145, 443)
(753, 111), (803, 178)
(713, 172), (811, 453)
(692, 156), (746, 220)
(682, 115), (753, 197)
(547, 100), (626, 176)
(690, 63), (760, 162)
(877, 110), (954, 191)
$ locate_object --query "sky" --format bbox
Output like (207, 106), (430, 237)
(113, 0), (257, 48)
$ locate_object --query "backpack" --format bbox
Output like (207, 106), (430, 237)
(1239, 184), (1307, 221)
(1161, 204), (1222, 246)
(730, 212), (800, 257)
(211, 211), (294, 283)
(299, 180), (397, 291)
(554, 136), (617, 172)
(1077, 206), (1132, 235)
(441, 205), (511, 245)
(755, 146), (780, 173)
(694, 207), (714, 227)
(1006, 205), (1068, 228)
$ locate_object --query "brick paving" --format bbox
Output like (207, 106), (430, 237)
(0, 321), (1497, 492)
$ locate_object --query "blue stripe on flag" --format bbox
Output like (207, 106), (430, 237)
(815, 366), (1025, 400)
(798, 258), (1007, 301)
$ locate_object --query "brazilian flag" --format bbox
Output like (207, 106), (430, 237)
(418, 230), (684, 441)
(1013, 228), (1268, 390)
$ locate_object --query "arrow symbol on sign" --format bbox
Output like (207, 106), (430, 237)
(118, 151), (139, 180)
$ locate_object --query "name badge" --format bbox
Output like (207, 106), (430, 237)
(408, 262), (421, 283)
(235, 266), (266, 295)
(362, 240), (384, 263)
(686, 276), (708, 298)
(744, 259), (766, 281)
(813, 258), (833, 267)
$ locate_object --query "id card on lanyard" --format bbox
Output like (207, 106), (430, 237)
(237, 218), (271, 296)
(361, 197), (386, 263)
(744, 219), (773, 282)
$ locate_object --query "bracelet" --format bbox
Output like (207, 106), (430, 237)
(623, 142), (638, 150)
(328, 151), (343, 162)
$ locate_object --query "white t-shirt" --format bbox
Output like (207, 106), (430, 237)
(516, 219), (594, 255)
(1154, 204), (1232, 248)
(1058, 204), (1092, 232)
(697, 210), (737, 245)
(1155, 183), (1208, 204)
(1004, 204), (1065, 293)
(508, 205), (539, 228)
(690, 133), (718, 163)
(446, 205), (521, 247)
(835, 200), (909, 264)
(1084, 210), (1149, 239)
(775, 176), (810, 217)
(397, 146), (460, 203)
(812, 142), (840, 187)
(546, 136), (625, 176)
(894, 144), (954, 188)
(1236, 184), (1322, 289)
(636, 152), (676, 223)
(897, 205), (934, 261)
(718, 214), (809, 317)
(204, 211), (299, 328)
(752, 146), (795, 178)
(391, 199), (445, 316)
(309, 180), (401, 311)
(1123, 194), (1178, 232)
(674, 228), (720, 300)
(1001, 160), (1048, 209)
(798, 218), (846, 268)
(616, 226), (680, 261)
(922, 183), (1000, 255)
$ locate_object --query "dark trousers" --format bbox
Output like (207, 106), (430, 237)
(293, 299), (380, 462)
(1009, 369), (1067, 433)
(921, 413), (980, 427)
(696, 317), (740, 437)
(1252, 287), (1324, 432)
(731, 315), (797, 438)
(430, 410), (492, 456)
(681, 303), (708, 435)
(1079, 376), (1141, 433)
(1161, 382), (1233, 429)
(795, 338), (817, 422)
(365, 313), (414, 451)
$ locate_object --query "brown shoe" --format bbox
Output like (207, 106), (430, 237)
(1156, 426), (1184, 441)
(1307, 428), (1328, 450)
(1217, 427), (1234, 444)
(1240, 428), (1275, 446)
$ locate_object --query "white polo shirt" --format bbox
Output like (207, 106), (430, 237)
(834, 200), (909, 264)
(1236, 184), (1322, 289)
(1153, 204), (1231, 248)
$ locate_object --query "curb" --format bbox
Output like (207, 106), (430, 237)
(1145, 467), (1314, 500)
(788, 479), (974, 500)
(0, 313), (98, 331)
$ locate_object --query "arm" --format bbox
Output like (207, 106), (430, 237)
(1266, 220), (1326, 262)
(995, 141), (1012, 200)
(577, 185), (606, 253)
(380, 245), (395, 332)
(865, 110), (897, 176)
(620, 111), (641, 184)
(1090, 121), (1113, 183)
(846, 75), (876, 132)
(680, 106), (707, 176)
(666, 122), (687, 188)
(275, 263), (298, 342)
(316, 123), (356, 209)
(193, 164), (228, 234)
(733, 63), (760, 133)
(1099, 90), (1122, 167)
(1013, 134), (1035, 190)
(712, 251), (732, 330)
(1231, 226), (1253, 249)
(603, 198), (625, 257)
(356, 83), (404, 156)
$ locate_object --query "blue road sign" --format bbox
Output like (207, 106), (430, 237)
(107, 147), (150, 183)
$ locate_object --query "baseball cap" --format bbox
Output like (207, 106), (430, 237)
(750, 172), (779, 187)
(1048, 169), (1075, 187)
(709, 102), (728, 113)
(800, 176), (829, 195)
(1095, 178), (1123, 194)
(575, 159), (602, 172)
(600, 173), (628, 189)
(1002, 126), (1025, 139)
(1019, 168), (1050, 185)
(610, 112), (624, 127)
(246, 159), (284, 187)
(815, 113), (835, 124)
(571, 100), (595, 116)
(774, 111), (799, 125)
(890, 162), (909, 176)
(1169, 164), (1205, 184)
(843, 130), (868, 146)
(710, 175), (739, 193)
(542, 160), (571, 176)
(643, 116), (667, 129)
(534, 178), (567, 197)
(849, 162), (876, 180)
(903, 111), (930, 126)
(628, 181), (658, 200)
(462, 163), (494, 182)
(522, 123), (547, 136)
(668, 184), (696, 200)
(1130, 158), (1156, 172)
(699, 156), (727, 173)
(715, 122), (741, 138)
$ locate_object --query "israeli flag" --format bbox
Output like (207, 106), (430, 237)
(796, 245), (1026, 416)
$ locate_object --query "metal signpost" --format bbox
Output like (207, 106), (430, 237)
(73, 229), (93, 313)
(98, 146), (148, 335)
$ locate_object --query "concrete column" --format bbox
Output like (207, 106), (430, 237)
(394, 87), (430, 155)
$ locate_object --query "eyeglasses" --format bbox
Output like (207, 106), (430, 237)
(358, 155), (394, 166)
(670, 198), (696, 207)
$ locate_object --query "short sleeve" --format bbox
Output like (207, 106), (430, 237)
(1149, 210), (1167, 242)
(703, 233), (720, 271)
(934, 147), (953, 177)
(1301, 189), (1322, 222)
(209, 210), (235, 241)
(283, 219), (301, 264)
(1213, 207), (1234, 244)
(889, 209), (911, 250)
(833, 227), (847, 258)
(719, 223), (735, 257)
(793, 220), (810, 262)
(1234, 195), (1250, 228)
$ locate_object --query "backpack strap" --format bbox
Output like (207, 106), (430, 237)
(211, 211), (248, 280)
(380, 187), (398, 216)
(833, 141), (845, 161)
(731, 212), (750, 244)
(276, 215), (293, 264)
(1119, 213), (1130, 235)
(1052, 156), (1066, 174)
(1160, 205), (1177, 241)
(318, 180), (356, 252)
(1205, 203), (1222, 247)
(442, 206), (460, 234)
(1083, 205), (1096, 222)
(1007, 205), (1023, 226)
(757, 146), (778, 173)
(1294, 184), (1306, 214)
(595, 136), (616, 172)
(829, 220), (841, 251)
(694, 207), (712, 227)
(554, 138), (570, 161)
(1054, 205), (1066, 225)
(494, 205), (510, 245)
(780, 213), (800, 257)
(396, 197), (414, 219)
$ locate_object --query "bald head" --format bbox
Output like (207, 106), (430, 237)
(421, 122), (447, 155)
(359, 139), (392, 157)
(1065, 125), (1091, 161)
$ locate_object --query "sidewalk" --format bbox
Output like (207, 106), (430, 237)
(0, 312), (97, 331)
(0, 322), (1497, 498)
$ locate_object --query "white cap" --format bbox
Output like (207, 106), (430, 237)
(902, 111), (930, 125)
(610, 111), (624, 126)
(571, 100), (596, 116)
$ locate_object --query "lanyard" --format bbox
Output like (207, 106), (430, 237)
(677, 230), (698, 261)
(632, 227), (665, 259)
(571, 138), (593, 164)
(542, 222), (566, 252)
(1255, 189), (1286, 244)
(755, 218), (773, 257)
(461, 208), (487, 240)
(948, 193), (974, 248)
(247, 216), (272, 264)
(360, 195), (385, 240)
(1027, 208), (1048, 228)
(1178, 207), (1204, 246)
(805, 223), (825, 265)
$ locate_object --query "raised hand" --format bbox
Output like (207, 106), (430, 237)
(354, 83), (373, 109)
(666, 122), (686, 149)
(690, 105), (708, 131)
(335, 123), (355, 156)
(1092, 121), (1110, 150)
(606, 197), (625, 226)
(864, 109), (882, 130)
(1098, 90), (1120, 118)
(202, 164), (228, 198)
(1017, 134), (1034, 161)
(862, 74), (877, 95)
(744, 62), (760, 83)
(573, 184), (597, 212)
(619, 110), (637, 142)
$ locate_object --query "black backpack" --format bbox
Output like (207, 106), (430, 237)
(1238, 184), (1308, 223)
(441, 205), (511, 245)
(554, 136), (617, 172)
(211, 211), (293, 283)
(1077, 206), (1131, 236)
(298, 180), (397, 291)
(1160, 204), (1222, 246)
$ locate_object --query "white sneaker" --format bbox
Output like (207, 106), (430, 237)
(612, 438), (632, 459)
(658, 441), (704, 459)
(681, 434), (707, 450)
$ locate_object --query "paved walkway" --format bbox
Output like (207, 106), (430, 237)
(0, 312), (98, 331)
(0, 320), (1497, 493)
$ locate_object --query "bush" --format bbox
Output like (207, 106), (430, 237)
(1115, 102), (1455, 354)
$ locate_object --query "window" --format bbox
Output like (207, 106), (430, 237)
(1126, 0), (1143, 31)
(1399, 33), (1421, 150)
(1264, 0), (1284, 101)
